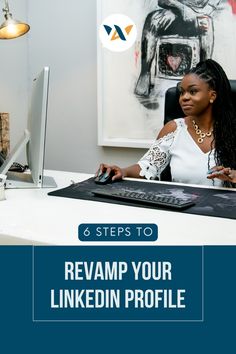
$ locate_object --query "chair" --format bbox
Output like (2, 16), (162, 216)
(161, 80), (236, 180)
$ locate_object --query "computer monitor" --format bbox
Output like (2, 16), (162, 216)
(0, 67), (57, 188)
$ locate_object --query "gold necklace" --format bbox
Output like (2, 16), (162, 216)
(192, 120), (213, 144)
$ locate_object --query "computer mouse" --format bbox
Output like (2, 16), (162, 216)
(94, 171), (114, 185)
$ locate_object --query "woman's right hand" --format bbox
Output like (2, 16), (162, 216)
(96, 163), (126, 182)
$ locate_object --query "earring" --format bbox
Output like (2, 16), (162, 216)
(210, 99), (214, 104)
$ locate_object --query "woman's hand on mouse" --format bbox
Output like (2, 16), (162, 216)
(96, 163), (126, 181)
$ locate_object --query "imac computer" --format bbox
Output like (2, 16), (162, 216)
(0, 67), (57, 188)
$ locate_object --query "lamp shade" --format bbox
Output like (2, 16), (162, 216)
(0, 0), (30, 40)
(0, 17), (30, 39)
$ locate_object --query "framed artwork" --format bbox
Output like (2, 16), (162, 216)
(97, 0), (236, 148)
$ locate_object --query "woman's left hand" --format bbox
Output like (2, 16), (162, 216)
(207, 166), (236, 183)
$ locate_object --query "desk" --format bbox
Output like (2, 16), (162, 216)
(0, 170), (235, 245)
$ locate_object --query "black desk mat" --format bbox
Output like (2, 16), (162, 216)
(48, 178), (236, 220)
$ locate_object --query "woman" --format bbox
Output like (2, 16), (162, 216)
(98, 59), (236, 187)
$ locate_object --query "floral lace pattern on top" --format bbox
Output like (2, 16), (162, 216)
(138, 130), (178, 180)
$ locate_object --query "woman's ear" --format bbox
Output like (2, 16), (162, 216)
(210, 90), (217, 103)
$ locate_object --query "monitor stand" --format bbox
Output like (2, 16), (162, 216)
(5, 171), (57, 189)
(0, 130), (57, 189)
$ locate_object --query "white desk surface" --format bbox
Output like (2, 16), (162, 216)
(0, 170), (235, 245)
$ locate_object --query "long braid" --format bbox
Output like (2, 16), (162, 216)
(188, 59), (236, 186)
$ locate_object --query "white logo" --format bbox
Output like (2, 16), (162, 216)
(99, 14), (137, 52)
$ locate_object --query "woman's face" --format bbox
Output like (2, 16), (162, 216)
(178, 74), (216, 117)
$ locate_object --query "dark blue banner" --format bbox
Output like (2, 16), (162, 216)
(0, 246), (236, 353)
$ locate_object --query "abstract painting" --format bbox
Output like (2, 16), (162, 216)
(97, 0), (236, 147)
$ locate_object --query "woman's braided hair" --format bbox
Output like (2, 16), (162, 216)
(188, 59), (236, 186)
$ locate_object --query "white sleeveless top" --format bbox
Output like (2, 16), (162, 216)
(138, 118), (222, 187)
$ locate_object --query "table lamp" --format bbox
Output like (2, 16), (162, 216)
(0, 0), (30, 39)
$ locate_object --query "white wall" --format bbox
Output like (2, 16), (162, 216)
(0, 0), (29, 152)
(27, 0), (146, 174)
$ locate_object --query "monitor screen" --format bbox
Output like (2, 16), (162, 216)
(0, 67), (56, 188)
